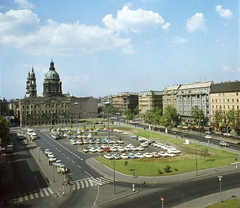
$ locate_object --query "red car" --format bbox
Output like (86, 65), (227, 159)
(103, 147), (111, 152)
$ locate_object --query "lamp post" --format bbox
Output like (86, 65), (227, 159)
(195, 145), (201, 176)
(218, 176), (223, 203)
(38, 147), (41, 162)
(105, 102), (111, 148)
(113, 157), (115, 195)
(74, 102), (78, 130)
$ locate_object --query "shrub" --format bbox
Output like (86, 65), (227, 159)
(174, 168), (178, 171)
(158, 169), (163, 174)
(164, 165), (171, 173)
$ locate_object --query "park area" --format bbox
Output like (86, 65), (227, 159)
(95, 127), (239, 177)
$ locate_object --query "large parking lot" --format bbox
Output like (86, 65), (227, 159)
(54, 128), (182, 160)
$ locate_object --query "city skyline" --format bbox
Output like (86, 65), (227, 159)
(0, 0), (238, 100)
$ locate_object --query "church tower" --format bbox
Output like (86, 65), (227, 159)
(25, 67), (37, 98)
(43, 60), (62, 97)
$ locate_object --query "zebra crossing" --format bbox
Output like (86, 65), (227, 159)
(72, 176), (113, 191)
(13, 187), (54, 203)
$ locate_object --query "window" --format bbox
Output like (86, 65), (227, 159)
(232, 99), (234, 103)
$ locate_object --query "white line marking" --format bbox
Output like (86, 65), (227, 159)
(85, 180), (89, 187)
(43, 188), (49, 196)
(24, 192), (28, 201)
(48, 187), (53, 195)
(29, 191), (34, 200)
(89, 180), (94, 186)
(39, 189), (44, 197)
(80, 181), (84, 188)
(77, 165), (81, 169)
(67, 156), (70, 159)
(34, 190), (39, 198)
(72, 160), (75, 164)
(76, 181), (80, 190)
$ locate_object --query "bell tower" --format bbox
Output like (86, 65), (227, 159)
(25, 67), (37, 97)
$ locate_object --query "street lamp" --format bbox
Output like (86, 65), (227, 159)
(105, 102), (111, 148)
(38, 147), (41, 162)
(195, 145), (201, 176)
(74, 102), (78, 130)
(218, 176), (223, 203)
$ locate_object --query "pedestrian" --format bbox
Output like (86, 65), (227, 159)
(133, 172), (135, 178)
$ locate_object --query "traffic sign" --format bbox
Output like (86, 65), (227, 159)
(62, 181), (65, 185)
(161, 197), (164, 202)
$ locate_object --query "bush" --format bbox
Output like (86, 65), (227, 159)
(164, 165), (171, 173)
(158, 169), (163, 174)
(174, 168), (178, 171)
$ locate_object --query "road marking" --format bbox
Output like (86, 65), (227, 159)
(29, 191), (34, 200)
(89, 180), (94, 186)
(84, 171), (93, 178)
(39, 189), (44, 197)
(48, 187), (53, 195)
(34, 190), (39, 198)
(24, 192), (28, 201)
(76, 181), (80, 189)
(77, 165), (81, 169)
(72, 160), (75, 164)
(80, 180), (84, 188)
(18, 194), (23, 202)
(63, 153), (65, 156)
(85, 180), (89, 187)
(43, 188), (49, 196)
(67, 156), (70, 159)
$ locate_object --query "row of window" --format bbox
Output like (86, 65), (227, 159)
(212, 99), (239, 103)
(23, 110), (70, 115)
(22, 104), (70, 109)
(212, 105), (239, 110)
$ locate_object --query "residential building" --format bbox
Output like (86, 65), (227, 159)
(112, 92), (138, 115)
(210, 81), (240, 132)
(177, 81), (213, 124)
(162, 85), (181, 113)
(138, 90), (163, 115)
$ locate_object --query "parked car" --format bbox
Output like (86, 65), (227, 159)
(127, 153), (137, 159)
(137, 146), (144, 151)
(223, 133), (232, 137)
(143, 152), (153, 158)
(135, 153), (145, 159)
(103, 147), (111, 152)
(219, 141), (229, 147)
(104, 154), (113, 160)
(82, 148), (89, 153)
(205, 135), (212, 139)
(120, 153), (129, 159)
(44, 149), (51, 155)
(151, 152), (160, 158)
(76, 140), (82, 145)
(112, 153), (121, 160)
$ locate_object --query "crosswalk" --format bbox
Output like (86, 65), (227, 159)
(13, 187), (55, 203)
(72, 176), (113, 191)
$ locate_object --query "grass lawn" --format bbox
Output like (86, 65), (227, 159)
(95, 127), (239, 176)
(205, 198), (240, 208)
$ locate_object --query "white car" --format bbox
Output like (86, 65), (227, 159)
(135, 153), (145, 159)
(151, 152), (160, 158)
(205, 135), (212, 139)
(96, 148), (104, 153)
(205, 131), (211, 134)
(224, 133), (232, 137)
(117, 147), (126, 152)
(143, 152), (153, 158)
(89, 148), (97, 153)
(120, 153), (129, 159)
(137, 146), (144, 151)
(140, 143), (148, 148)
(110, 147), (118, 152)
(219, 141), (230, 147)
(104, 154), (113, 160)
(76, 140), (82, 145)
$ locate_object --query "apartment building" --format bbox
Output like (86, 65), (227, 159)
(138, 90), (163, 115)
(177, 81), (213, 124)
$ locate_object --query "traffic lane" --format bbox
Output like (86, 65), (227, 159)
(8, 132), (49, 195)
(35, 130), (104, 180)
(102, 171), (240, 208)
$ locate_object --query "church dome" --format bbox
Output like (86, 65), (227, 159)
(44, 60), (60, 80)
(45, 70), (60, 80)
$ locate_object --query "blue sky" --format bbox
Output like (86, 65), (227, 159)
(0, 0), (238, 100)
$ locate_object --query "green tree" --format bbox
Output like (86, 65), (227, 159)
(0, 116), (10, 147)
(161, 106), (177, 128)
(124, 109), (134, 121)
(134, 106), (139, 116)
(191, 106), (204, 127)
(200, 148), (210, 161)
(214, 107), (226, 131)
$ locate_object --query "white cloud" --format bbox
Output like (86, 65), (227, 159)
(14, 0), (34, 9)
(173, 37), (187, 43)
(102, 6), (165, 33)
(161, 22), (171, 31)
(186, 13), (207, 33)
(215, 5), (233, 19)
(0, 9), (131, 55)
(223, 66), (233, 72)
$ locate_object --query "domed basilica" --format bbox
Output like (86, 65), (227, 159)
(19, 60), (97, 127)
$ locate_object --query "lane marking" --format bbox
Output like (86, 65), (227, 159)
(80, 181), (84, 188)
(43, 188), (49, 196)
(48, 187), (53, 195)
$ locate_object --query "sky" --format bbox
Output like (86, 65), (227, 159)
(0, 0), (239, 100)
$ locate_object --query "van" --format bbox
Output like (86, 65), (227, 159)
(30, 132), (37, 140)
(6, 142), (13, 153)
(27, 129), (34, 136)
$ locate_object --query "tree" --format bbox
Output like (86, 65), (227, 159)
(200, 148), (210, 161)
(98, 106), (103, 114)
(142, 107), (162, 125)
(134, 106), (139, 116)
(124, 109), (134, 121)
(0, 116), (10, 147)
(161, 106), (177, 128)
(191, 106), (204, 127)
